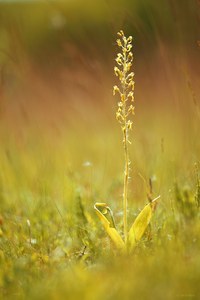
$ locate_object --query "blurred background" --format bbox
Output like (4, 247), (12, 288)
(0, 2), (200, 299)
(0, 0), (199, 206)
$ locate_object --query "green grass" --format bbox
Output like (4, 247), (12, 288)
(0, 102), (200, 299)
(0, 0), (199, 297)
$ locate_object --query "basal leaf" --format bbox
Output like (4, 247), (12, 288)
(94, 203), (125, 251)
(128, 196), (160, 252)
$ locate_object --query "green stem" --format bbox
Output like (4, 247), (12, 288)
(121, 40), (131, 243)
(123, 125), (129, 243)
(122, 50), (129, 242)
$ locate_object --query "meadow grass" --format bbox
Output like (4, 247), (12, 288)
(0, 28), (200, 300)
(0, 102), (199, 299)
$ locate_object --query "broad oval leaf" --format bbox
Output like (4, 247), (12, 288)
(94, 203), (125, 251)
(128, 196), (160, 252)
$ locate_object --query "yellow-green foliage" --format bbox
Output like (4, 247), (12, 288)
(114, 30), (135, 242)
(0, 22), (200, 300)
(95, 31), (160, 252)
